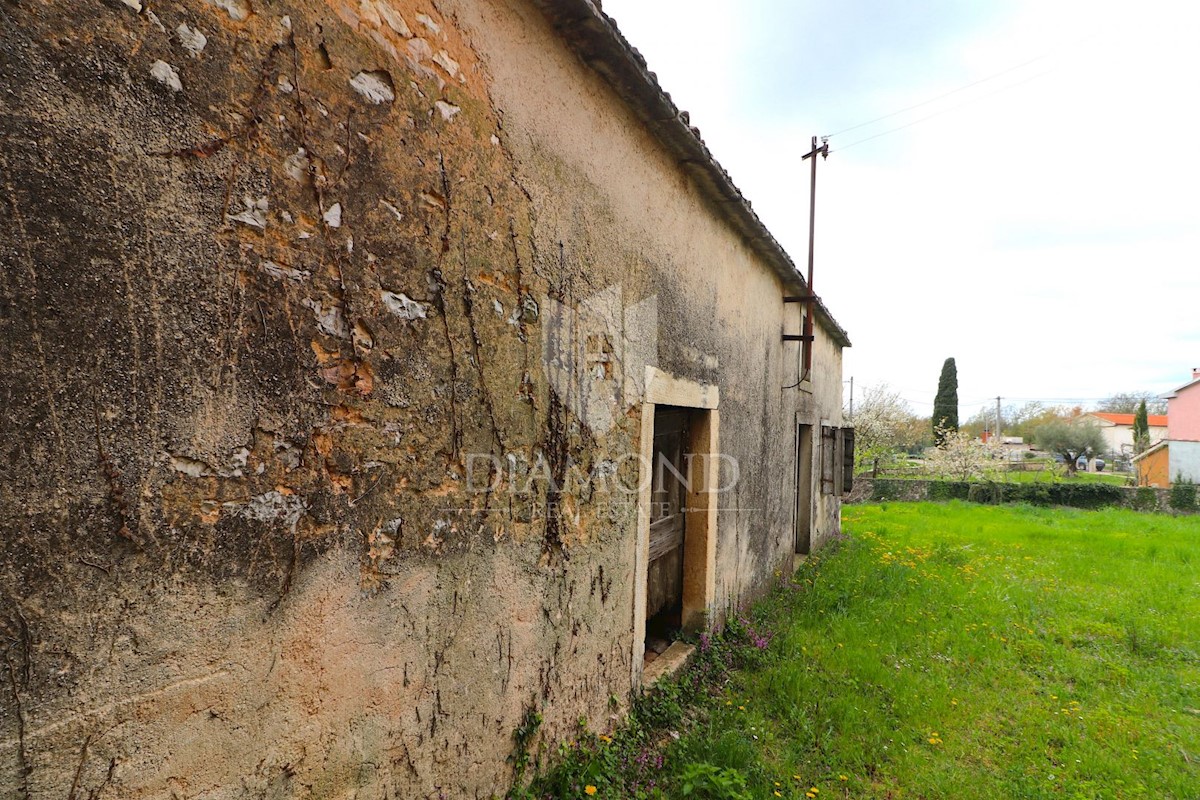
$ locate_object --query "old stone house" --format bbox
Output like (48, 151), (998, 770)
(0, 0), (850, 796)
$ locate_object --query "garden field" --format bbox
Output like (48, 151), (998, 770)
(519, 502), (1200, 799)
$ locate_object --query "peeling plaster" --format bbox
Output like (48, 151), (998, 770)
(302, 297), (350, 338)
(380, 290), (428, 320)
(206, 0), (251, 21)
(408, 36), (436, 65)
(227, 196), (268, 228)
(283, 148), (309, 182)
(150, 60), (183, 92)
(261, 261), (309, 282)
(232, 490), (305, 529)
(415, 13), (441, 36)
(349, 70), (396, 104)
(374, 1), (412, 37)
(170, 455), (212, 478)
(379, 199), (404, 221)
(432, 50), (459, 78)
(176, 24), (208, 58)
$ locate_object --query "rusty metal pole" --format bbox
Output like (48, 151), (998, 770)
(800, 135), (829, 377)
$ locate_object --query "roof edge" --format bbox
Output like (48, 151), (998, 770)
(1131, 440), (1168, 462)
(1166, 377), (1200, 397)
(529, 0), (851, 348)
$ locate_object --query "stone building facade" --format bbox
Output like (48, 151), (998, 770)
(0, 1), (849, 796)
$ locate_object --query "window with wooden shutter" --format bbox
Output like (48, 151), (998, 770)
(821, 425), (835, 495)
(841, 428), (855, 494)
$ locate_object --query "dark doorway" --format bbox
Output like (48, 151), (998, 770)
(795, 423), (814, 554)
(645, 406), (688, 660)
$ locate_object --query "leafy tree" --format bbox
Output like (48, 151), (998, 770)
(963, 401), (1066, 440)
(961, 405), (1001, 439)
(1034, 421), (1105, 476)
(926, 426), (1000, 482)
(895, 414), (934, 454)
(847, 384), (915, 477)
(1098, 392), (1167, 416)
(1006, 402), (1076, 442)
(932, 358), (959, 444)
(1132, 399), (1151, 455)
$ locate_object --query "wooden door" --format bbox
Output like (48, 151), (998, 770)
(647, 408), (688, 623)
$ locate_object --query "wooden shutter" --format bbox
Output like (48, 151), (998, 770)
(821, 425), (835, 495)
(841, 427), (855, 494)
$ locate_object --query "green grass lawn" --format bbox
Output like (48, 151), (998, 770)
(521, 503), (1200, 799)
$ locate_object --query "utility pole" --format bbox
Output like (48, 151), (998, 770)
(848, 376), (854, 419)
(996, 396), (1002, 441)
(800, 135), (829, 377)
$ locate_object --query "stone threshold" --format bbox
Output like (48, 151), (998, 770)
(642, 640), (695, 686)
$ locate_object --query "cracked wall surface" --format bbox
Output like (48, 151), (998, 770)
(0, 0), (845, 797)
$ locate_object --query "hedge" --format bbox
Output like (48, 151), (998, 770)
(1170, 481), (1197, 512)
(883, 480), (1125, 510)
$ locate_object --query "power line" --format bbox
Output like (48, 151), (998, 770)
(824, 42), (1076, 139)
(829, 65), (1059, 153)
(823, 29), (1106, 154)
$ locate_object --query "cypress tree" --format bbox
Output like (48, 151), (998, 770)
(1133, 398), (1150, 455)
(932, 357), (959, 444)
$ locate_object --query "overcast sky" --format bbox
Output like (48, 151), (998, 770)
(601, 0), (1200, 420)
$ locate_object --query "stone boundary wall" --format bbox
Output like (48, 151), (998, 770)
(846, 478), (1198, 515)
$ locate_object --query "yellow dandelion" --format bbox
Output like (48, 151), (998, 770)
(585, 786), (598, 796)
(599, 735), (612, 743)
(839, 774), (848, 781)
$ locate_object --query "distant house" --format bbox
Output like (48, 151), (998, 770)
(1133, 369), (1200, 486)
(1075, 411), (1168, 456)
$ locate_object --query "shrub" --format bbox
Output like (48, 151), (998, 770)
(1047, 483), (1123, 510)
(967, 482), (1003, 505)
(1132, 487), (1159, 512)
(1169, 478), (1197, 512)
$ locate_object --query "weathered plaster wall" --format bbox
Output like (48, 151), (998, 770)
(0, 1), (845, 796)
(450, 0), (845, 614)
